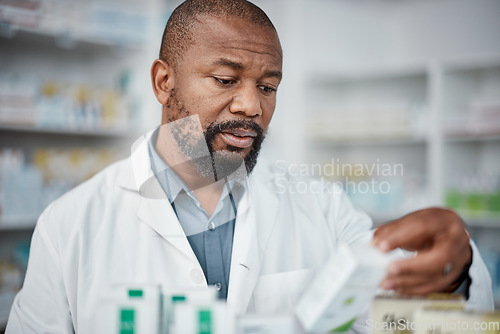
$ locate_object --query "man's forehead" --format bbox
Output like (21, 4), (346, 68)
(191, 14), (281, 51)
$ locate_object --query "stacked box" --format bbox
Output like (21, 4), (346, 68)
(295, 244), (394, 333)
(370, 294), (465, 334)
(413, 307), (500, 334)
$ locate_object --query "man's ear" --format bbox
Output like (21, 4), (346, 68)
(151, 59), (175, 105)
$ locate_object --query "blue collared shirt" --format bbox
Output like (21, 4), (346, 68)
(147, 128), (245, 299)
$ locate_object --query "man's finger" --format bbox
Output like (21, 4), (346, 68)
(380, 272), (434, 291)
(386, 247), (467, 284)
(394, 278), (455, 296)
(373, 217), (437, 252)
(373, 208), (462, 252)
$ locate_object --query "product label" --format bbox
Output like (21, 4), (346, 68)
(120, 308), (135, 334)
(198, 309), (212, 334)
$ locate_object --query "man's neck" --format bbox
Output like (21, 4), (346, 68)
(155, 128), (224, 216)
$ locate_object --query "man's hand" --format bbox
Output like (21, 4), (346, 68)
(372, 208), (472, 296)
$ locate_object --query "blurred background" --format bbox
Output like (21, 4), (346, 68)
(0, 0), (499, 325)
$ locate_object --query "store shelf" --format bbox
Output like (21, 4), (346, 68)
(0, 290), (16, 331)
(441, 54), (500, 72)
(462, 215), (500, 229)
(0, 124), (138, 138)
(444, 133), (500, 143)
(0, 217), (37, 231)
(308, 136), (427, 148)
(0, 24), (145, 51)
(308, 61), (428, 83)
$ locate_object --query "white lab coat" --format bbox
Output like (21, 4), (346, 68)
(6, 130), (494, 334)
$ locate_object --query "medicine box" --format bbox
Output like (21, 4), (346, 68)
(413, 307), (500, 334)
(370, 293), (465, 334)
(171, 300), (235, 334)
(295, 244), (392, 333)
(96, 284), (162, 334)
(236, 314), (296, 334)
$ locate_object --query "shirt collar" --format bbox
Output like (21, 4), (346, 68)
(147, 126), (248, 206)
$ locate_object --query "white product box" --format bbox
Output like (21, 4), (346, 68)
(295, 244), (392, 333)
(162, 287), (218, 333)
(96, 284), (161, 334)
(370, 294), (465, 334)
(171, 301), (235, 334)
(237, 314), (296, 334)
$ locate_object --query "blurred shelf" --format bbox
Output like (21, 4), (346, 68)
(442, 54), (500, 72)
(444, 133), (500, 143)
(308, 136), (427, 148)
(0, 123), (138, 138)
(308, 61), (428, 83)
(0, 23), (145, 51)
(0, 217), (37, 231)
(368, 211), (409, 226)
(461, 214), (500, 229)
(0, 290), (17, 331)
(368, 209), (500, 228)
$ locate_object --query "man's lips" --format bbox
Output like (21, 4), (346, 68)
(219, 128), (257, 148)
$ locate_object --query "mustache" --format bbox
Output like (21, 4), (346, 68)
(205, 120), (264, 138)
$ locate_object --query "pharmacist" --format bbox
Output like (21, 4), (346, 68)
(6, 0), (493, 333)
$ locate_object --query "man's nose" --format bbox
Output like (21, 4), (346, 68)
(229, 84), (262, 117)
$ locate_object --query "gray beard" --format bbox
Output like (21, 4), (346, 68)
(169, 117), (248, 182)
(165, 90), (264, 182)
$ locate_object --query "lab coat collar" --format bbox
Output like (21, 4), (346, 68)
(123, 128), (280, 313)
(126, 129), (198, 263)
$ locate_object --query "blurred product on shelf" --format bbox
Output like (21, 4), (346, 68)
(295, 244), (395, 333)
(307, 103), (428, 143)
(95, 285), (237, 334)
(161, 288), (218, 334)
(445, 173), (500, 217)
(478, 247), (500, 305)
(96, 285), (162, 334)
(0, 258), (23, 327)
(0, 147), (120, 228)
(0, 0), (151, 46)
(0, 0), (40, 29)
(0, 240), (30, 325)
(443, 100), (500, 137)
(0, 148), (41, 225)
(0, 75), (132, 131)
(236, 315), (295, 334)
(370, 293), (465, 334)
(317, 160), (428, 218)
(413, 307), (500, 334)
(173, 301), (234, 334)
(70, 281), (496, 334)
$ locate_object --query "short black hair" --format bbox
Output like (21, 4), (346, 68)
(159, 0), (278, 68)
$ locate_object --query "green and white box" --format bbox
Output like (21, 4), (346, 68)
(295, 244), (392, 333)
(97, 284), (162, 334)
(162, 287), (218, 333)
(171, 300), (235, 334)
(236, 314), (296, 334)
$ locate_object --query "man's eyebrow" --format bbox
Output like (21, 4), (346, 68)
(212, 58), (244, 70)
(211, 58), (282, 80)
(263, 70), (282, 80)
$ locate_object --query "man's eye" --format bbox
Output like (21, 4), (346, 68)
(259, 85), (277, 93)
(214, 77), (234, 85)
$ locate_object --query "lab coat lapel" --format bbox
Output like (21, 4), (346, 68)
(227, 177), (280, 314)
(131, 131), (198, 264)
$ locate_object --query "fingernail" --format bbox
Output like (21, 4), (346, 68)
(388, 264), (399, 274)
(381, 280), (394, 290)
(379, 241), (390, 252)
